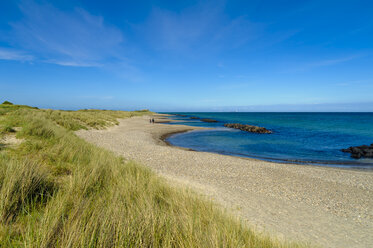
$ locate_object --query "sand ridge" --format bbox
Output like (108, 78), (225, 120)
(77, 114), (373, 248)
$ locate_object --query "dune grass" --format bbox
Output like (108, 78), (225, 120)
(0, 103), (303, 247)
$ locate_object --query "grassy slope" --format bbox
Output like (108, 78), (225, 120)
(0, 104), (302, 247)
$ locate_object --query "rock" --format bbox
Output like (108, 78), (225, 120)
(365, 151), (373, 157)
(190, 117), (199, 119)
(224, 123), (272, 134)
(200, 118), (218, 123)
(341, 148), (351, 153)
(351, 153), (362, 159)
(341, 144), (373, 159)
(352, 147), (361, 154)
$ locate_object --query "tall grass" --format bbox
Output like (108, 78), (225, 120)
(0, 158), (55, 223)
(0, 103), (302, 247)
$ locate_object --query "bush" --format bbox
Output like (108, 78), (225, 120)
(1, 101), (13, 105)
(4, 126), (15, 133)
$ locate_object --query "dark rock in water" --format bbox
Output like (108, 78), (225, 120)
(366, 151), (373, 157)
(200, 118), (218, 123)
(341, 144), (373, 159)
(154, 120), (171, 123)
(351, 153), (362, 159)
(224, 123), (272, 134)
(190, 117), (199, 119)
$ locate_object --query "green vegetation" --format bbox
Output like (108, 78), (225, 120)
(2, 101), (13, 105)
(0, 102), (302, 247)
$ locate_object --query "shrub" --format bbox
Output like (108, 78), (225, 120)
(4, 126), (15, 133)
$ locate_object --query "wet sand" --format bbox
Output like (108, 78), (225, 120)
(77, 114), (373, 248)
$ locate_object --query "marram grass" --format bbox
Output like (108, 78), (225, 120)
(0, 103), (304, 247)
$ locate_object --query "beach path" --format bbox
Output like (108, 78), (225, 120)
(77, 115), (373, 248)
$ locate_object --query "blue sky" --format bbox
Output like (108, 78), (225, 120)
(0, 0), (372, 111)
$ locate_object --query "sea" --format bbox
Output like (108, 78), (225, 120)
(163, 112), (373, 169)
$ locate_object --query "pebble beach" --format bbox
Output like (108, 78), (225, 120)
(77, 114), (373, 248)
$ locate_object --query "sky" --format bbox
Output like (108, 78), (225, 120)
(0, 0), (372, 111)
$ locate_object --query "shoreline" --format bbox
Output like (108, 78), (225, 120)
(161, 120), (373, 171)
(159, 129), (194, 147)
(158, 114), (373, 172)
(77, 114), (373, 248)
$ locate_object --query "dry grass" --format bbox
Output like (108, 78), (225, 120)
(0, 103), (303, 247)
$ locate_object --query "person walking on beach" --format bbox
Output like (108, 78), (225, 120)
(152, 118), (155, 124)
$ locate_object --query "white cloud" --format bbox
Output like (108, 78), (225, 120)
(44, 59), (102, 68)
(281, 55), (362, 73)
(8, 0), (124, 67)
(309, 55), (359, 67)
(0, 47), (33, 61)
(335, 80), (371, 87)
(137, 1), (261, 53)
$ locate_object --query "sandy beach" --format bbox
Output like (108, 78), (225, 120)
(77, 114), (373, 248)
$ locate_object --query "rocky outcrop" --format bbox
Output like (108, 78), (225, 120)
(224, 123), (272, 134)
(190, 117), (199, 119)
(200, 118), (218, 123)
(341, 144), (373, 159)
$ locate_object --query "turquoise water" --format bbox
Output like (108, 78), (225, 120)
(164, 112), (373, 169)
